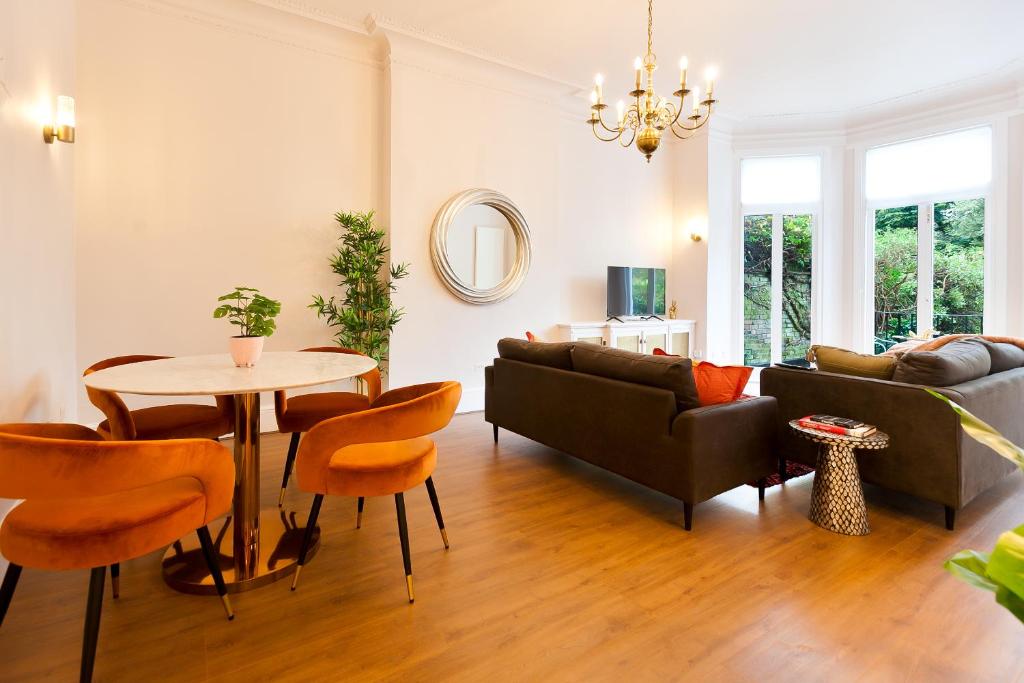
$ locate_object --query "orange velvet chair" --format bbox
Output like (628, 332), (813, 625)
(290, 381), (461, 602)
(84, 355), (234, 441)
(0, 424), (235, 683)
(273, 347), (382, 507)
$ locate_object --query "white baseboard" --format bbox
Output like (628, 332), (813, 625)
(457, 386), (484, 413)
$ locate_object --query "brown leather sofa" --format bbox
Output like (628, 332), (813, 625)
(484, 339), (778, 530)
(761, 360), (1024, 530)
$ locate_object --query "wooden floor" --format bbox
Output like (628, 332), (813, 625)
(3, 412), (1024, 681)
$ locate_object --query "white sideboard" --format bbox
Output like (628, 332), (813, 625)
(557, 319), (696, 357)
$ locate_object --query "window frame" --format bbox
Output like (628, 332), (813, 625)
(863, 126), (994, 349)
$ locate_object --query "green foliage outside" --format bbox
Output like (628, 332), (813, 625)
(874, 199), (984, 347)
(213, 286), (281, 337)
(310, 210), (409, 368)
(743, 214), (812, 365)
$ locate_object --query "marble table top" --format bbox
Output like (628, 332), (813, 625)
(82, 352), (378, 396)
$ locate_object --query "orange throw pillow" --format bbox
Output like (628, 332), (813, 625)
(692, 361), (753, 406)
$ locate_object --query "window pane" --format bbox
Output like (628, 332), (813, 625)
(743, 215), (772, 366)
(741, 156), (821, 205)
(933, 198), (984, 335)
(782, 215), (812, 363)
(873, 206), (919, 352)
(865, 127), (992, 202)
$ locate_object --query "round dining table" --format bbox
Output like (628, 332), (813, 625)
(83, 351), (378, 594)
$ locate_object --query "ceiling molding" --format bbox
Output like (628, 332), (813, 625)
(114, 0), (383, 68)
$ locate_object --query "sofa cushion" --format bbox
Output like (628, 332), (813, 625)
(810, 345), (896, 380)
(570, 344), (700, 410)
(974, 338), (1024, 374)
(497, 338), (574, 370)
(892, 339), (992, 386)
(693, 362), (753, 406)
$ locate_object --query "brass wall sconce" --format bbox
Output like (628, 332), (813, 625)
(688, 217), (707, 243)
(43, 95), (75, 144)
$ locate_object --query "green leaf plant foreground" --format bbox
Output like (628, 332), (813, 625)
(927, 388), (1024, 623)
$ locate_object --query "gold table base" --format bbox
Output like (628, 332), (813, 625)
(161, 390), (319, 594)
(161, 510), (320, 594)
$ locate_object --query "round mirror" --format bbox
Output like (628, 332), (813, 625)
(430, 189), (531, 304)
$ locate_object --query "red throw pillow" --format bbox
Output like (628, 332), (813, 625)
(652, 347), (672, 356)
(525, 331), (537, 342)
(692, 362), (753, 406)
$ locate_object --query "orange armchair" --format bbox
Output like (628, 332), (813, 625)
(290, 381), (461, 602)
(273, 347), (382, 507)
(84, 355), (234, 441)
(0, 424), (236, 682)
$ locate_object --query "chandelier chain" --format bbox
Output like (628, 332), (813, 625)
(647, 0), (654, 59)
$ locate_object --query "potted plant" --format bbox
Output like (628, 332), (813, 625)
(310, 210), (409, 381)
(928, 389), (1024, 623)
(213, 286), (282, 367)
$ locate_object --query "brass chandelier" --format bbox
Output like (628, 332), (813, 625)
(586, 0), (718, 162)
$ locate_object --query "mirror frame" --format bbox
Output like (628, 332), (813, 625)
(430, 188), (532, 305)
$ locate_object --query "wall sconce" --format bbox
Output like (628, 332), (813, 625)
(688, 217), (708, 242)
(43, 95), (75, 144)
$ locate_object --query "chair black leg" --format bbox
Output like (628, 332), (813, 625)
(1, 563), (22, 627)
(424, 477), (449, 549)
(945, 505), (957, 531)
(278, 432), (301, 507)
(196, 527), (233, 620)
(757, 477), (767, 502)
(492, 424), (498, 443)
(292, 494), (324, 591)
(110, 563), (120, 599)
(778, 456), (787, 483)
(356, 496), (365, 529)
(395, 493), (414, 603)
(683, 502), (694, 531)
(81, 566), (106, 683)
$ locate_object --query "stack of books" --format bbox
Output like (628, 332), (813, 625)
(797, 414), (877, 437)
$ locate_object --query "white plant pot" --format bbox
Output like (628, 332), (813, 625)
(229, 336), (265, 368)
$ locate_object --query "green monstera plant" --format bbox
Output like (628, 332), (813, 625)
(927, 388), (1024, 623)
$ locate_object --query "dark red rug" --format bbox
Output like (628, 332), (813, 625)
(748, 460), (815, 488)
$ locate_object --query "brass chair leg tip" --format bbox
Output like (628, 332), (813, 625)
(440, 528), (450, 549)
(278, 489), (286, 508)
(220, 594), (234, 621)
(406, 574), (415, 603)
(291, 566), (302, 591)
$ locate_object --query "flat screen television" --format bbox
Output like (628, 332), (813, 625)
(607, 266), (666, 320)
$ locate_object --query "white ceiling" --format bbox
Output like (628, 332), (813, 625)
(262, 0), (1024, 119)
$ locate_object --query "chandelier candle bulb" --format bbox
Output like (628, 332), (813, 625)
(679, 56), (688, 86)
(616, 100), (625, 125)
(590, 89), (598, 106)
(705, 66), (717, 99)
(595, 73), (604, 101)
(634, 57), (643, 90)
(692, 85), (701, 114)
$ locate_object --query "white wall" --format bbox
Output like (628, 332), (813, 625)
(0, 0), (78, 424)
(0, 0), (78, 572)
(74, 0), (383, 423)
(383, 29), (673, 411)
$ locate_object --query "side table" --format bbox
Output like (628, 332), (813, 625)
(789, 420), (890, 536)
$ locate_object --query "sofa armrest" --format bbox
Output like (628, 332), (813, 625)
(670, 396), (778, 502)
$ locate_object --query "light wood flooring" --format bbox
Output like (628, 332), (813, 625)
(2, 411), (1024, 681)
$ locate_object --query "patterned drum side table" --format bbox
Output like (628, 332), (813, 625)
(788, 420), (890, 536)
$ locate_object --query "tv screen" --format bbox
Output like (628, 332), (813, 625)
(607, 267), (666, 318)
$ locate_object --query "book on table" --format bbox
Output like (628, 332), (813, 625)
(797, 414), (877, 438)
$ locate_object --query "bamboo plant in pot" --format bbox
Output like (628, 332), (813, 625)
(213, 286), (282, 367)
